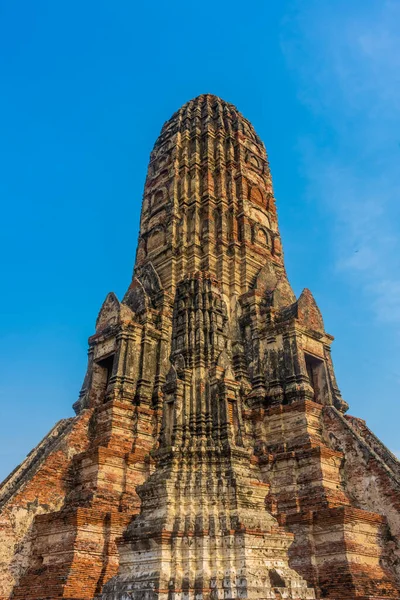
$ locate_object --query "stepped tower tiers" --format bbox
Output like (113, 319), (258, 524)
(135, 93), (285, 299)
(1, 95), (400, 600)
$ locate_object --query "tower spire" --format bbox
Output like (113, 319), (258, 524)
(132, 94), (287, 300)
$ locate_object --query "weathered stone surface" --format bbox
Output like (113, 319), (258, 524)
(0, 94), (399, 599)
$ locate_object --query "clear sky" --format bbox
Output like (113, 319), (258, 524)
(1, 1), (399, 480)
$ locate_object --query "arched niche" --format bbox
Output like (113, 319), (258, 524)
(150, 186), (169, 213)
(148, 208), (166, 231)
(250, 186), (264, 207)
(245, 151), (261, 171)
(135, 238), (147, 264)
(154, 168), (169, 183)
(147, 225), (166, 253)
(213, 207), (222, 239)
(257, 228), (269, 246)
(157, 153), (171, 171)
(253, 223), (270, 248)
(242, 121), (258, 142)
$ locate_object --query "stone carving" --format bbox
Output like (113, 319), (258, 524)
(1, 94), (400, 600)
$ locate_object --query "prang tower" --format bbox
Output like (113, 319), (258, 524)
(1, 95), (400, 600)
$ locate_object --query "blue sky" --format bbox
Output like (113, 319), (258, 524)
(0, 1), (399, 480)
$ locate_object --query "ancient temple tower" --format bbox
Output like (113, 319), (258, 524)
(1, 94), (400, 600)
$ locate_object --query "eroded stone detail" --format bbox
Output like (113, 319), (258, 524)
(0, 94), (399, 600)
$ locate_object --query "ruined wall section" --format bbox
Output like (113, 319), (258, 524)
(0, 411), (91, 600)
(323, 406), (400, 584)
(346, 413), (400, 480)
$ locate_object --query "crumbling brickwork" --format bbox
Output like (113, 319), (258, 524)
(1, 94), (399, 599)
